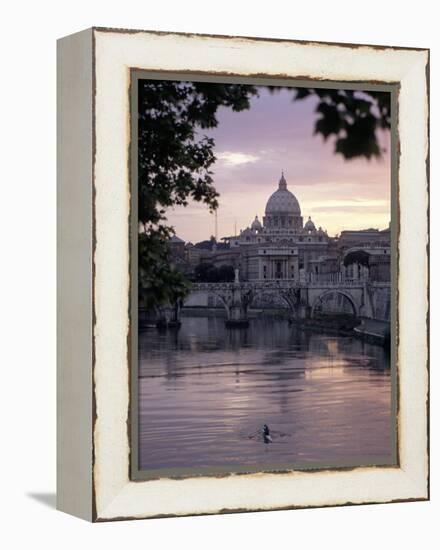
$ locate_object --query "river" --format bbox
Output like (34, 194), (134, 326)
(138, 316), (394, 473)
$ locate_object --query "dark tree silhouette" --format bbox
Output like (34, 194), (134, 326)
(138, 80), (257, 309)
(138, 81), (258, 227)
(293, 87), (391, 159)
(194, 263), (235, 283)
(343, 249), (371, 267)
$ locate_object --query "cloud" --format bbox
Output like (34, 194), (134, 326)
(306, 199), (389, 210)
(216, 151), (260, 166)
(310, 205), (389, 214)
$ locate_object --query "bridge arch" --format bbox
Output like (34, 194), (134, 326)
(311, 289), (358, 318)
(183, 288), (231, 315)
(247, 287), (296, 313)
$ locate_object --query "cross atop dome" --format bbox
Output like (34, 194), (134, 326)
(279, 171), (287, 190)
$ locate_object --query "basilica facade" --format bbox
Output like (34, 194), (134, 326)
(212, 172), (333, 282)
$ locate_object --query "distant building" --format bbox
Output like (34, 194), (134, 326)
(169, 234), (185, 258)
(184, 242), (203, 264)
(338, 226), (390, 250)
(171, 171), (390, 284)
(212, 172), (331, 281)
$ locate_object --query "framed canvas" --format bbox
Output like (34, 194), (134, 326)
(57, 27), (429, 522)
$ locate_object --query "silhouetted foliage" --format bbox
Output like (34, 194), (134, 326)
(343, 249), (371, 267)
(138, 80), (257, 309)
(194, 236), (217, 250)
(138, 81), (257, 227)
(194, 263), (235, 283)
(138, 229), (189, 310)
(217, 264), (235, 282)
(293, 88), (391, 160)
(193, 237), (229, 251)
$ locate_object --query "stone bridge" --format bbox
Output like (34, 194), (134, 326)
(185, 280), (391, 327)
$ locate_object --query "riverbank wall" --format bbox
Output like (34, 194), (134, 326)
(146, 306), (389, 347)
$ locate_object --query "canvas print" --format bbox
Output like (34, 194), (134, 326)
(134, 77), (395, 476)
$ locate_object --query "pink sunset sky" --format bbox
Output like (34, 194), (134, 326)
(166, 86), (391, 244)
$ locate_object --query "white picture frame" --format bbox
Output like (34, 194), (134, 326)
(57, 27), (429, 522)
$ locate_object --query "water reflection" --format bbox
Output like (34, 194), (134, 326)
(138, 316), (393, 471)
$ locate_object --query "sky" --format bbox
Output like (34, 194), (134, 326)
(166, 86), (391, 244)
